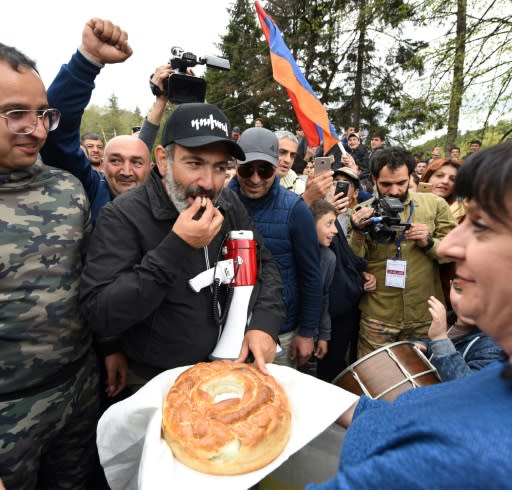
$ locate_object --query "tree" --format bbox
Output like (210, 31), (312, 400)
(205, 0), (274, 129)
(332, 0), (441, 141)
(205, 0), (354, 131)
(445, 0), (467, 153)
(80, 96), (146, 140)
(206, 0), (436, 141)
(412, 0), (512, 148)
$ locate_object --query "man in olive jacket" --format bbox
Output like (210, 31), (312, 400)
(349, 147), (457, 358)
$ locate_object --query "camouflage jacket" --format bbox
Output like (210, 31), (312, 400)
(0, 161), (92, 395)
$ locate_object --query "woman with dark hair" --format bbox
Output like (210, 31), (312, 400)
(422, 158), (465, 306)
(421, 157), (465, 222)
(307, 141), (512, 490)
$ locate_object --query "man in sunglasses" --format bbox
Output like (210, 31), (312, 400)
(229, 127), (323, 368)
(0, 44), (99, 489)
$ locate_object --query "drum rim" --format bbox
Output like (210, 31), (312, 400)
(332, 340), (434, 386)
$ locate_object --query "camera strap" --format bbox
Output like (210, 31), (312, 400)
(394, 200), (415, 259)
(149, 76), (165, 97)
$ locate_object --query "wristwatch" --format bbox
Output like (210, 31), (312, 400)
(420, 235), (435, 251)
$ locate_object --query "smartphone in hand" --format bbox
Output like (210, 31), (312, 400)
(314, 156), (334, 175)
(417, 182), (433, 193)
(335, 180), (350, 196)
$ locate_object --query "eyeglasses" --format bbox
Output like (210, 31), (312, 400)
(0, 109), (61, 135)
(237, 163), (275, 179)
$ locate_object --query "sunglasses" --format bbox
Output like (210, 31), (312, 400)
(237, 163), (275, 179)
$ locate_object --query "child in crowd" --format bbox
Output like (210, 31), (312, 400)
(310, 200), (338, 362)
(424, 280), (506, 381)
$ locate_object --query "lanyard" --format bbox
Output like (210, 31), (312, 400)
(394, 200), (415, 259)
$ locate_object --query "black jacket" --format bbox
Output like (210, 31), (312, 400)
(80, 171), (285, 375)
(329, 220), (367, 318)
(348, 144), (370, 179)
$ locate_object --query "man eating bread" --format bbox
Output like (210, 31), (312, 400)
(79, 103), (285, 390)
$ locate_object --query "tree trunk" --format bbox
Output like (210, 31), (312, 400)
(352, 0), (367, 130)
(445, 0), (467, 154)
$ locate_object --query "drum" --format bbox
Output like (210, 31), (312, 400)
(333, 341), (440, 401)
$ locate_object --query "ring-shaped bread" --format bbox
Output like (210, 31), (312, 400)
(162, 360), (291, 475)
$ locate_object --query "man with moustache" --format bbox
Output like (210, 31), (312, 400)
(79, 103), (285, 389)
(349, 147), (456, 357)
(40, 18), (153, 225)
(80, 131), (105, 170)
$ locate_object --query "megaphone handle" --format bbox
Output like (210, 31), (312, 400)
(212, 280), (234, 327)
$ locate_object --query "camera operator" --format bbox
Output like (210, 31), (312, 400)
(349, 147), (457, 358)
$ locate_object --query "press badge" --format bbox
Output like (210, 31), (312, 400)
(385, 259), (407, 288)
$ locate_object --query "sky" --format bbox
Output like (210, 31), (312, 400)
(3, 0), (236, 114)
(5, 1), (508, 146)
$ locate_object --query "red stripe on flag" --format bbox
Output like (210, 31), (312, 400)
(255, 0), (339, 152)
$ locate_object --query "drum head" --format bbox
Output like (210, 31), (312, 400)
(333, 341), (439, 401)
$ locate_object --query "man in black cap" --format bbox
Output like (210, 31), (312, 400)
(80, 103), (285, 389)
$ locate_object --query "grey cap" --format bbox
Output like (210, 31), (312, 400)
(238, 127), (278, 167)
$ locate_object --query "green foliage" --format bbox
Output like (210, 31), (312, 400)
(204, 0), (275, 129)
(80, 94), (145, 140)
(205, 0), (354, 131)
(410, 118), (512, 159)
(79, 0), (512, 152)
(411, 0), (512, 147)
(202, 0), (441, 139)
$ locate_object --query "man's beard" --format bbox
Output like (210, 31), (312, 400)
(163, 165), (218, 213)
(378, 189), (408, 203)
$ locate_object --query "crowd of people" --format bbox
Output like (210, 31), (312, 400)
(1, 16), (510, 490)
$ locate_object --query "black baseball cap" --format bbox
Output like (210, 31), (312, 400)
(161, 103), (245, 160)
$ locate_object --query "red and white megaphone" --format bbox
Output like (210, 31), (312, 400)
(210, 230), (258, 360)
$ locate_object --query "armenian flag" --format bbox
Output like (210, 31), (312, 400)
(255, 0), (340, 152)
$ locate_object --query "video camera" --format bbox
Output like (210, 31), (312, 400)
(367, 196), (411, 243)
(150, 46), (230, 104)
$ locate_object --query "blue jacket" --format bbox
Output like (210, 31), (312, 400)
(40, 50), (113, 224)
(307, 361), (512, 489)
(229, 177), (322, 337)
(426, 328), (506, 381)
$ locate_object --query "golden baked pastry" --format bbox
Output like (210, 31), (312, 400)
(162, 360), (291, 475)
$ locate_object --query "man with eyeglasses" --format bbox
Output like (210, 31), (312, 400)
(40, 20), (148, 423)
(229, 127), (323, 368)
(79, 103), (285, 393)
(0, 44), (99, 489)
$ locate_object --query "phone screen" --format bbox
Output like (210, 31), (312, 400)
(335, 180), (350, 196)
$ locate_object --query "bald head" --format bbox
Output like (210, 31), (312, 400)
(103, 135), (153, 196)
